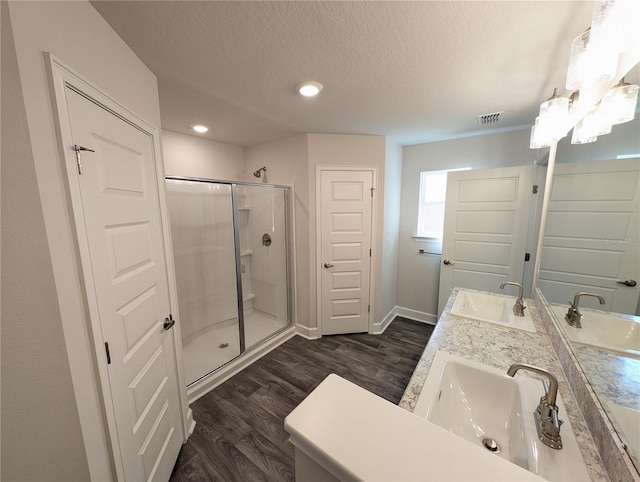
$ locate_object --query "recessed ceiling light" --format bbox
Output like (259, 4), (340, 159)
(192, 125), (209, 133)
(296, 81), (323, 97)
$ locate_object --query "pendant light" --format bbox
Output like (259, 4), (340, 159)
(599, 78), (640, 125)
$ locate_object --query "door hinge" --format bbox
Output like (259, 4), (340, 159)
(368, 304), (370, 313)
(72, 144), (95, 175)
(104, 342), (111, 365)
(369, 248), (372, 257)
(524, 252), (531, 262)
(370, 187), (375, 197)
(532, 184), (539, 194)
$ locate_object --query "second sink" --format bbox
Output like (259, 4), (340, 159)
(451, 289), (536, 333)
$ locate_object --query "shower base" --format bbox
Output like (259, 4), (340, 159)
(182, 311), (287, 386)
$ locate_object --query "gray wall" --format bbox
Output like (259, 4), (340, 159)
(556, 116), (640, 163)
(378, 138), (403, 325)
(2, 0), (165, 479)
(1, 3), (90, 480)
(397, 128), (536, 320)
(163, 129), (246, 181)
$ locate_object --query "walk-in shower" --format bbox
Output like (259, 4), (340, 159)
(165, 177), (292, 387)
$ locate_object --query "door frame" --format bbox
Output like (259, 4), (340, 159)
(46, 54), (192, 479)
(315, 166), (378, 336)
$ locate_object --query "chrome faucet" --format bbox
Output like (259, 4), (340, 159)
(499, 281), (526, 317)
(508, 363), (563, 450)
(564, 292), (606, 328)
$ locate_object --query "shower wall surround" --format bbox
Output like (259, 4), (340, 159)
(166, 178), (292, 387)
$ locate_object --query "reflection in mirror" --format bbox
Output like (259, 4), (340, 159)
(538, 112), (640, 472)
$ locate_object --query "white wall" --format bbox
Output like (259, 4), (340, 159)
(397, 129), (535, 320)
(3, 1), (165, 479)
(162, 129), (246, 181)
(378, 138), (403, 324)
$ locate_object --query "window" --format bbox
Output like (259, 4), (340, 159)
(416, 168), (471, 239)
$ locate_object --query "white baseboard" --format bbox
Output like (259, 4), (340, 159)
(186, 326), (296, 404)
(394, 306), (438, 325)
(296, 324), (320, 340)
(371, 307), (397, 334)
(186, 409), (196, 438)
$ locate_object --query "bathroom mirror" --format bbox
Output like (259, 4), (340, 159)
(536, 103), (640, 472)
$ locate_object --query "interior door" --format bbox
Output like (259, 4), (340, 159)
(320, 169), (373, 335)
(438, 166), (534, 315)
(66, 88), (183, 481)
(538, 158), (640, 313)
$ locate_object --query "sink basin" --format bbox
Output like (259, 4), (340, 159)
(451, 290), (536, 333)
(606, 402), (640, 461)
(414, 352), (591, 482)
(551, 304), (640, 357)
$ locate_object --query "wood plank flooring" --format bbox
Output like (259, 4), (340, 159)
(169, 317), (434, 482)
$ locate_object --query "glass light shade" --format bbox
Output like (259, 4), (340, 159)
(530, 117), (551, 149)
(539, 92), (570, 140)
(571, 115), (598, 144)
(600, 82), (639, 125)
(590, 1), (620, 50)
(566, 28), (617, 90)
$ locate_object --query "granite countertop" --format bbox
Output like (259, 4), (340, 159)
(399, 287), (611, 482)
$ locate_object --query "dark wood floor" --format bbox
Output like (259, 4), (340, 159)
(169, 317), (434, 482)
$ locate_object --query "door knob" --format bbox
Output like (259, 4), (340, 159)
(163, 315), (176, 331)
(324, 262), (335, 268)
(617, 279), (637, 287)
(443, 259), (454, 265)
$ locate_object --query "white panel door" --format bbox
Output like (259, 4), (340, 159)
(66, 88), (182, 481)
(438, 166), (534, 315)
(320, 170), (373, 335)
(538, 158), (640, 313)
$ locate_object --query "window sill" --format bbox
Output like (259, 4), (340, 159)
(413, 235), (442, 241)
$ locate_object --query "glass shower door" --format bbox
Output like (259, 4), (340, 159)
(240, 185), (290, 350)
(165, 179), (241, 386)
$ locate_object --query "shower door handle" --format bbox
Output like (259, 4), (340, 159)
(163, 314), (175, 331)
(324, 262), (335, 268)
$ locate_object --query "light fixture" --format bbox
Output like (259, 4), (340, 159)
(599, 78), (640, 125)
(192, 125), (209, 133)
(531, 0), (639, 150)
(530, 117), (551, 149)
(538, 88), (570, 141)
(296, 81), (323, 97)
(570, 104), (609, 144)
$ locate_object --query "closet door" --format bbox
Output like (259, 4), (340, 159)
(65, 87), (183, 481)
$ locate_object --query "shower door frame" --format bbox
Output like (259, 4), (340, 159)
(166, 176), (294, 387)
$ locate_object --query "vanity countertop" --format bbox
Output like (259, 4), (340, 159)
(399, 287), (611, 482)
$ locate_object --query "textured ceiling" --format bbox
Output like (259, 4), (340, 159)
(92, 1), (597, 147)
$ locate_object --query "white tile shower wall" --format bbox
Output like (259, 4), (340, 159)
(248, 187), (288, 320)
(167, 181), (239, 342)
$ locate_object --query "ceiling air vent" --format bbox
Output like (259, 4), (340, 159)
(477, 111), (504, 126)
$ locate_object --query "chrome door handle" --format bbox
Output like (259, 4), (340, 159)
(443, 259), (454, 265)
(617, 279), (637, 287)
(324, 262), (335, 268)
(163, 315), (176, 331)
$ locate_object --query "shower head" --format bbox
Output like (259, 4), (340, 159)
(253, 166), (267, 178)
